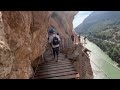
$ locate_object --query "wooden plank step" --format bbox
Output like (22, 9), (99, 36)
(40, 61), (71, 66)
(38, 64), (72, 70)
(37, 65), (74, 72)
(37, 65), (73, 70)
(38, 62), (72, 68)
(36, 65), (75, 72)
(47, 74), (76, 79)
(33, 52), (78, 79)
(40, 61), (72, 65)
(34, 71), (77, 79)
(44, 59), (70, 62)
(58, 59), (70, 62)
(44, 59), (71, 64)
(36, 67), (75, 74)
(35, 68), (75, 76)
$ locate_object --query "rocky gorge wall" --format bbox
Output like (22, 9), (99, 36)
(50, 11), (78, 49)
(0, 11), (79, 79)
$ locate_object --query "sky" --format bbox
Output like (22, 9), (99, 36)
(73, 11), (93, 29)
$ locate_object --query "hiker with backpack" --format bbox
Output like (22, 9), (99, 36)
(48, 29), (61, 62)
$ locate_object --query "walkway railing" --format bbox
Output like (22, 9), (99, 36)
(70, 43), (93, 79)
(31, 55), (44, 79)
(31, 35), (94, 79)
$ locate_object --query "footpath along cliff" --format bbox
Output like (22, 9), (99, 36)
(0, 11), (93, 79)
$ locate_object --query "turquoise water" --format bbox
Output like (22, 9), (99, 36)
(81, 37), (120, 79)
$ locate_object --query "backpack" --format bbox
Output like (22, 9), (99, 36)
(52, 36), (59, 45)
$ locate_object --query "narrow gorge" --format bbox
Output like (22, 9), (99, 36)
(0, 11), (93, 79)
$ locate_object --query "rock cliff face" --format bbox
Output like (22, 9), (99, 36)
(50, 11), (78, 48)
(0, 11), (78, 79)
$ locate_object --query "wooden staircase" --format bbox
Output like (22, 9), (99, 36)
(33, 53), (78, 79)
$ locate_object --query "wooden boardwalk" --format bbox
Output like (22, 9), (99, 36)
(33, 53), (78, 79)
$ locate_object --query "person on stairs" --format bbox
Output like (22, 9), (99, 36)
(48, 29), (61, 62)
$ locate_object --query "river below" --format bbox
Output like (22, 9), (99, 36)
(81, 37), (120, 79)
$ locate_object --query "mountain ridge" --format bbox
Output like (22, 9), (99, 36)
(75, 11), (120, 34)
(75, 11), (120, 64)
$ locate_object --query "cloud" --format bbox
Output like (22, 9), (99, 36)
(73, 11), (93, 28)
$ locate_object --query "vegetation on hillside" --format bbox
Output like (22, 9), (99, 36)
(87, 36), (120, 63)
(75, 11), (120, 63)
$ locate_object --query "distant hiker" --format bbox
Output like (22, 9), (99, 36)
(49, 29), (61, 62)
(71, 34), (74, 43)
(84, 36), (87, 43)
(84, 36), (86, 41)
(78, 35), (80, 43)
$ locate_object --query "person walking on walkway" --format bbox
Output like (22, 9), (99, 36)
(48, 29), (61, 62)
(84, 36), (87, 43)
(71, 34), (74, 44)
(78, 34), (80, 43)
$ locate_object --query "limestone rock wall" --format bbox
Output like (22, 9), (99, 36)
(1, 11), (50, 79)
(0, 11), (93, 79)
(50, 11), (78, 49)
(0, 11), (78, 79)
